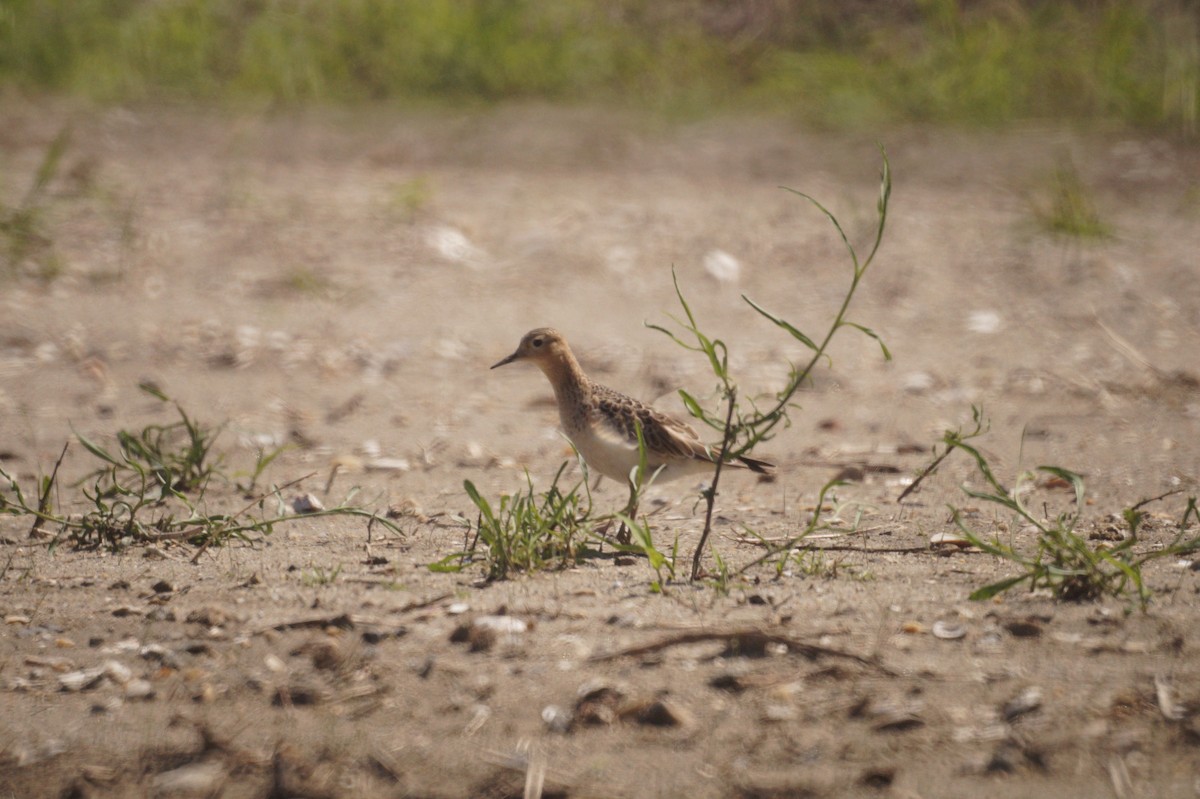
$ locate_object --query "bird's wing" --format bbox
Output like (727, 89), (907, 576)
(591, 384), (713, 463)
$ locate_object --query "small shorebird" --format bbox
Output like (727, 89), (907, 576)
(491, 328), (772, 539)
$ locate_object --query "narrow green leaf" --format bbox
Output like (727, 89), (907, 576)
(427, 553), (468, 573)
(843, 321), (892, 360)
(742, 296), (818, 351)
(780, 186), (860, 272)
(26, 127), (71, 206)
(463, 480), (498, 528)
(1037, 465), (1085, 509)
(968, 573), (1030, 600)
(677, 389), (714, 425)
(73, 429), (123, 467)
(136, 381), (169, 402)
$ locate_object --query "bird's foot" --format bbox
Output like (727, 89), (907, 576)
(594, 517), (634, 547)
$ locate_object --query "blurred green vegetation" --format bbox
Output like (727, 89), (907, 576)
(0, 0), (1196, 133)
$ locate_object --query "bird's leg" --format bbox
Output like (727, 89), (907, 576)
(616, 481), (638, 545)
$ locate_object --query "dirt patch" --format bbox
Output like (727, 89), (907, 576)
(2, 100), (1199, 798)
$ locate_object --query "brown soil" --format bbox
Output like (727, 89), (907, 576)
(2, 100), (1199, 799)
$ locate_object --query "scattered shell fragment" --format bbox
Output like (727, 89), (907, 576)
(902, 371), (935, 394)
(472, 616), (528, 635)
(542, 704), (572, 733)
(125, 678), (155, 700)
(366, 457), (410, 472)
(185, 606), (230, 627)
(450, 615), (528, 652)
(103, 660), (133, 685)
(140, 644), (177, 667)
(81, 764), (119, 784)
(932, 620), (967, 640)
(151, 761), (227, 796)
(1154, 674), (1186, 721)
(929, 532), (972, 549)
(967, 310), (1002, 334)
(59, 667), (106, 692)
(1003, 686), (1043, 721)
(703, 249), (740, 284)
(605, 245), (636, 275)
(872, 711), (925, 732)
(291, 493), (325, 514)
(24, 655), (73, 672)
(573, 681), (626, 727)
(387, 498), (423, 519)
(7, 736), (68, 767)
(763, 704), (798, 722)
(427, 225), (486, 267)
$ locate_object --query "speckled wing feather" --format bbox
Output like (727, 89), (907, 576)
(590, 384), (713, 464)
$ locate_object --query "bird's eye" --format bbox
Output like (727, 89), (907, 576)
(532, 338), (544, 348)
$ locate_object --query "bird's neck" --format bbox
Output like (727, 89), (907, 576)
(539, 352), (591, 412)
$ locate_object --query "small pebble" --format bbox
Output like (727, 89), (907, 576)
(542, 705), (572, 733)
(624, 697), (693, 728)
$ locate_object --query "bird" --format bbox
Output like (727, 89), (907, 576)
(491, 327), (772, 540)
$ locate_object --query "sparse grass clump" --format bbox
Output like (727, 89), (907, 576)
(77, 382), (222, 495)
(388, 176), (433, 222)
(0, 385), (401, 552)
(433, 466), (594, 581)
(1, 126), (69, 280)
(911, 406), (1200, 609)
(1031, 160), (1113, 239)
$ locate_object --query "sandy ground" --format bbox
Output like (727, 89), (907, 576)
(1, 99), (1199, 798)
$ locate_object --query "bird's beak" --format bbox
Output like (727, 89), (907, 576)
(491, 351), (519, 369)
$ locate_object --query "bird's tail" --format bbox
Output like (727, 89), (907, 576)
(736, 454), (774, 474)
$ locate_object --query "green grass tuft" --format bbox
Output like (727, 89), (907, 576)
(0, 1), (1195, 134)
(917, 406), (1200, 609)
(432, 466), (594, 580)
(1031, 160), (1114, 239)
(0, 385), (402, 552)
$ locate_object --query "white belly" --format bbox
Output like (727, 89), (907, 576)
(566, 423), (711, 485)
